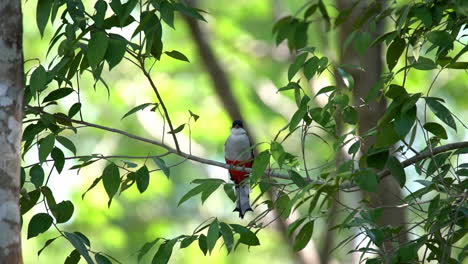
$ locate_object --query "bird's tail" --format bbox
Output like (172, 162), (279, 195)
(233, 183), (253, 218)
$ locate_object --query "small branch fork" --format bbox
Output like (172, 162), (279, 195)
(26, 106), (468, 190)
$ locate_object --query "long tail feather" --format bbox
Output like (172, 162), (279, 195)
(234, 184), (253, 218)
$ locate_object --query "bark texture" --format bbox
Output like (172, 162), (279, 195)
(337, 0), (407, 256)
(0, 0), (24, 263)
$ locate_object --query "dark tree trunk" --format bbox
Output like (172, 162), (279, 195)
(0, 0), (24, 263)
(337, 0), (407, 256)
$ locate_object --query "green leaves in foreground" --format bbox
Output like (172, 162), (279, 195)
(102, 163), (120, 207)
(178, 179), (224, 206)
(121, 102), (158, 120)
(293, 220), (314, 251)
(354, 169), (379, 192)
(250, 150), (270, 184)
(28, 213), (53, 239)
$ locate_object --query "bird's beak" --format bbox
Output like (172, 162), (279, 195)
(234, 125), (240, 128)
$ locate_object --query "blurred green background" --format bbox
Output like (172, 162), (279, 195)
(21, 0), (468, 263)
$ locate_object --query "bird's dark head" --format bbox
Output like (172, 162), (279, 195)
(232, 120), (244, 129)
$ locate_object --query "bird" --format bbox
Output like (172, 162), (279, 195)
(224, 120), (254, 218)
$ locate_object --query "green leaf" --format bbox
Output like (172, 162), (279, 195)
(375, 122), (400, 148)
(188, 110), (199, 121)
(65, 250), (80, 264)
(168, 124), (185, 134)
(93, 0), (107, 28)
(354, 31), (371, 56)
(152, 157), (170, 177)
(36, 0), (53, 37)
(337, 67), (354, 90)
(427, 194), (440, 219)
(367, 228), (384, 247)
(219, 222), (234, 253)
(56, 136), (76, 155)
(102, 163), (120, 207)
(394, 106), (416, 138)
(179, 236), (196, 249)
(385, 84), (407, 99)
(30, 65), (48, 94)
(136, 165), (150, 193)
(50, 200), (74, 223)
(200, 183), (221, 204)
(87, 31), (109, 69)
(41, 186), (56, 208)
(223, 183), (236, 203)
(423, 122), (448, 139)
(343, 106), (358, 124)
(289, 95), (310, 131)
(230, 224), (260, 246)
(95, 253), (112, 264)
(348, 141), (360, 155)
(427, 30), (454, 49)
(278, 82), (301, 91)
(178, 184), (206, 206)
(121, 103), (153, 119)
(250, 150), (270, 184)
(138, 238), (160, 262)
(51, 147), (65, 173)
(165, 50), (190, 62)
(198, 234), (208, 255)
(289, 170), (307, 188)
(152, 239), (177, 264)
(425, 98), (457, 131)
(293, 220), (314, 251)
(288, 53), (308, 81)
(386, 37), (405, 71)
(39, 134), (55, 162)
(367, 149), (389, 170)
(207, 220), (219, 254)
(287, 217), (306, 237)
(30, 165), (45, 189)
(68, 103), (82, 118)
(303, 56), (319, 80)
(38, 237), (59, 256)
(411, 56), (437, 70)
(314, 85), (335, 97)
(28, 213), (53, 239)
(64, 232), (94, 264)
(42, 88), (74, 103)
(160, 1), (174, 28)
(105, 35), (127, 70)
(355, 169), (378, 192)
(387, 156), (406, 187)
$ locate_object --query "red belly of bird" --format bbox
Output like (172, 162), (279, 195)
(225, 159), (253, 184)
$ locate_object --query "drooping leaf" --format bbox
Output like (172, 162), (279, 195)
(136, 165), (150, 193)
(293, 220), (314, 251)
(354, 169), (379, 192)
(56, 136), (76, 155)
(65, 249), (81, 264)
(198, 234), (208, 255)
(28, 213), (53, 239)
(51, 147), (65, 173)
(138, 238), (160, 262)
(206, 220), (220, 254)
(342, 106), (358, 124)
(36, 0), (53, 37)
(219, 222), (234, 253)
(102, 163), (120, 207)
(30, 165), (45, 189)
(95, 253), (112, 264)
(39, 134), (55, 162)
(289, 170), (307, 188)
(152, 239), (177, 264)
(250, 151), (270, 184)
(386, 37), (405, 71)
(87, 31), (109, 69)
(387, 156), (406, 187)
(105, 35), (127, 70)
(64, 232), (94, 264)
(152, 157), (170, 177)
(179, 236), (196, 249)
(288, 53), (308, 81)
(68, 103), (82, 118)
(168, 124), (185, 134)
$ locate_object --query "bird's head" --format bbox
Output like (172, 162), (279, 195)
(231, 120), (246, 135)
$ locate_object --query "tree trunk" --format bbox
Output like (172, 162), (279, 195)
(337, 0), (407, 256)
(0, 0), (24, 263)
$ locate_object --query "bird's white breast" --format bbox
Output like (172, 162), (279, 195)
(225, 129), (252, 161)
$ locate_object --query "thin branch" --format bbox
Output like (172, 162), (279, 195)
(26, 106), (468, 189)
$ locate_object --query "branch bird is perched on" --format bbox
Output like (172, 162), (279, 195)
(224, 120), (254, 218)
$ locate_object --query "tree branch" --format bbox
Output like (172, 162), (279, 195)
(26, 106), (468, 189)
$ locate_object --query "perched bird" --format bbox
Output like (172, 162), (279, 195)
(224, 120), (254, 218)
